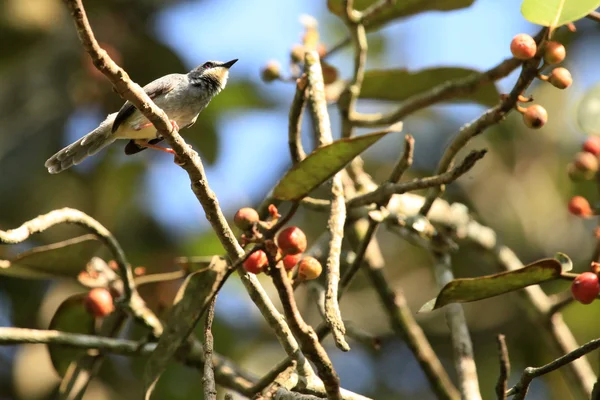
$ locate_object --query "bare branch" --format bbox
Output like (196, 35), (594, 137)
(203, 296), (218, 400)
(432, 251), (481, 400)
(496, 334), (510, 400)
(347, 149), (486, 208)
(305, 50), (349, 351)
(289, 78), (308, 164)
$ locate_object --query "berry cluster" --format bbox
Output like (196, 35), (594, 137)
(566, 137), (600, 218)
(509, 34), (572, 130)
(234, 206), (322, 281)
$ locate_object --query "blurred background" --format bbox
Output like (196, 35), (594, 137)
(1, 0), (600, 398)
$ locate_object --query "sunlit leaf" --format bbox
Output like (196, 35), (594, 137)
(419, 253), (571, 312)
(273, 129), (399, 201)
(359, 67), (500, 107)
(1, 235), (101, 279)
(327, 0), (475, 31)
(47, 294), (95, 377)
(521, 0), (600, 28)
(578, 83), (600, 135)
(144, 257), (229, 400)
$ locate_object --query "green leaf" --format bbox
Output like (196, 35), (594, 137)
(273, 129), (399, 201)
(144, 257), (229, 400)
(47, 294), (96, 377)
(578, 83), (600, 135)
(521, 0), (600, 28)
(419, 253), (572, 312)
(1, 235), (101, 279)
(327, 0), (475, 31)
(359, 68), (500, 107)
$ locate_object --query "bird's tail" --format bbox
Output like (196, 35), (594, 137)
(45, 116), (116, 174)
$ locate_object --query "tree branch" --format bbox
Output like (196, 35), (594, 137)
(305, 50), (348, 351)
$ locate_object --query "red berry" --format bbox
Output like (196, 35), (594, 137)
(297, 257), (322, 281)
(583, 137), (600, 156)
(243, 250), (268, 274)
(277, 226), (307, 255)
(548, 67), (572, 89)
(568, 196), (593, 218)
(282, 253), (302, 271)
(571, 272), (600, 304)
(84, 288), (115, 318)
(522, 105), (547, 129)
(234, 207), (259, 230)
(543, 41), (566, 64)
(510, 34), (537, 60)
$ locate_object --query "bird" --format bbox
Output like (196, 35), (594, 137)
(45, 59), (238, 174)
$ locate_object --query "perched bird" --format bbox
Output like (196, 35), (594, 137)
(45, 59), (238, 174)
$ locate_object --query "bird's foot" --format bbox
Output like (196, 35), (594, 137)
(135, 140), (176, 155)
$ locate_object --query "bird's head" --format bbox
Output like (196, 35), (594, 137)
(188, 59), (238, 93)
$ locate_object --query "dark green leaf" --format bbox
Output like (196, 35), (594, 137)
(47, 294), (96, 377)
(327, 0), (475, 31)
(360, 68), (500, 107)
(273, 129), (398, 201)
(521, 0), (600, 28)
(144, 257), (229, 400)
(2, 235), (101, 279)
(419, 253), (572, 312)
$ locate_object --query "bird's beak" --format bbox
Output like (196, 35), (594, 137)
(221, 59), (238, 69)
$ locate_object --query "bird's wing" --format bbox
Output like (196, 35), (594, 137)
(111, 77), (178, 133)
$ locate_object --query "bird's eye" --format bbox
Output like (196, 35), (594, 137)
(202, 62), (214, 69)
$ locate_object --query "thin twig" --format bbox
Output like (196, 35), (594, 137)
(586, 11), (600, 23)
(289, 78), (307, 164)
(203, 296), (218, 400)
(350, 57), (523, 128)
(496, 334), (510, 400)
(507, 338), (600, 399)
(347, 149), (486, 208)
(270, 265), (342, 400)
(432, 251), (482, 400)
(305, 50), (349, 351)
(0, 327), (256, 395)
(338, 0), (367, 139)
(0, 208), (133, 301)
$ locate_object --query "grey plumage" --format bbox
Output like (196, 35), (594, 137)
(45, 59), (237, 174)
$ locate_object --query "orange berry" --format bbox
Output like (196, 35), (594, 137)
(84, 288), (115, 318)
(234, 207), (259, 230)
(297, 257), (322, 281)
(583, 137), (600, 156)
(522, 105), (547, 129)
(543, 41), (566, 64)
(548, 67), (572, 89)
(568, 196), (593, 218)
(510, 34), (536, 60)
